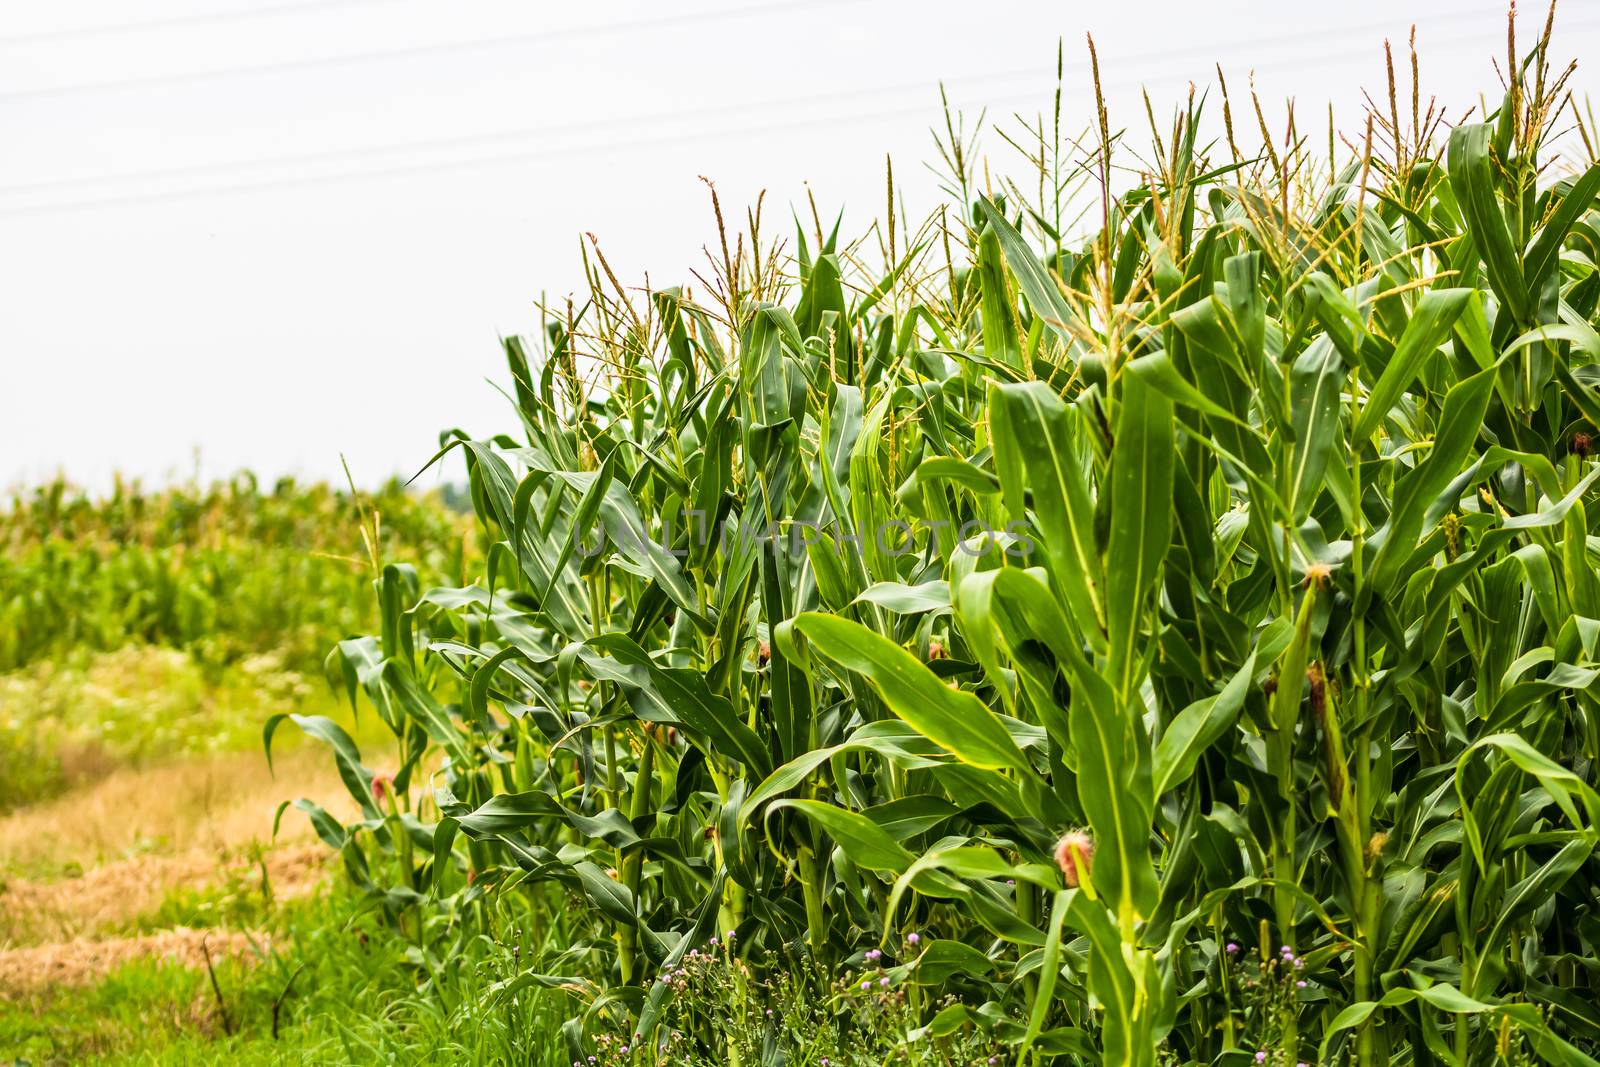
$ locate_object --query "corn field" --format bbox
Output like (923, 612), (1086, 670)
(1, 473), (475, 673)
(275, 15), (1600, 1064)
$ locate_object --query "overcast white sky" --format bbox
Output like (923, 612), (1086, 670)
(3, 0), (1594, 492)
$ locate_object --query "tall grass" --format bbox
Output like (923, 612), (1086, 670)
(281, 11), (1600, 1064)
(0, 886), (575, 1065)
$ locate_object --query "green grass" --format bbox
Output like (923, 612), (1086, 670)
(0, 889), (574, 1067)
(4, 956), (249, 1066)
(0, 645), (363, 813)
(120, 851), (277, 937)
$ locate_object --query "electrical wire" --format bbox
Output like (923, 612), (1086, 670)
(2, 9), (1593, 217)
(0, 0), (862, 102)
(0, 0), (401, 46)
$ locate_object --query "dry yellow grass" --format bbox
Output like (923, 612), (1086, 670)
(0, 928), (264, 994)
(0, 745), (352, 876)
(0, 844), (330, 949)
(0, 743), (360, 990)
(0, 709), (434, 995)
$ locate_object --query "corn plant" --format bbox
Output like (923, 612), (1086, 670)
(276, 13), (1600, 1064)
(1, 473), (474, 672)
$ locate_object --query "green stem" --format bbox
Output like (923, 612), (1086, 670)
(1017, 880), (1039, 1006)
(382, 784), (421, 949)
(797, 846), (828, 956)
(1350, 406), (1378, 1065)
(618, 730), (655, 986)
(1269, 576), (1319, 1061)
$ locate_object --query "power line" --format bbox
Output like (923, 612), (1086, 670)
(0, 75), (1020, 198)
(0, 5), (1534, 198)
(0, 0), (860, 102)
(0, 106), (941, 219)
(1, 11), (1589, 219)
(0, 0), (400, 46)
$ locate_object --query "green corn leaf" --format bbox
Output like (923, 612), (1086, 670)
(977, 224), (1024, 368)
(768, 799), (915, 872)
(988, 381), (1105, 645)
(786, 613), (1034, 776)
(1153, 652), (1257, 796)
(975, 197), (1080, 346)
(1106, 369), (1174, 700)
(1352, 289), (1470, 443)
(1524, 162), (1600, 293)
(1448, 123), (1531, 322)
(1364, 366), (1496, 601)
(1287, 335), (1345, 521)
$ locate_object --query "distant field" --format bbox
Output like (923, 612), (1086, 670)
(0, 475), (475, 810)
(0, 476), (492, 1064)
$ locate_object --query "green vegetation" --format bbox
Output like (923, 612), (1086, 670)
(1, 473), (472, 675)
(0, 647), (316, 811)
(10, 11), (1600, 1066)
(277, 17), (1600, 1066)
(0, 475), (475, 810)
(0, 889), (572, 1065)
(0, 477), (486, 1062)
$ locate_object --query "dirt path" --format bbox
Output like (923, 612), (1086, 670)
(0, 746), (352, 991)
(0, 929), (266, 995)
(0, 746), (347, 877)
(0, 843), (329, 949)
